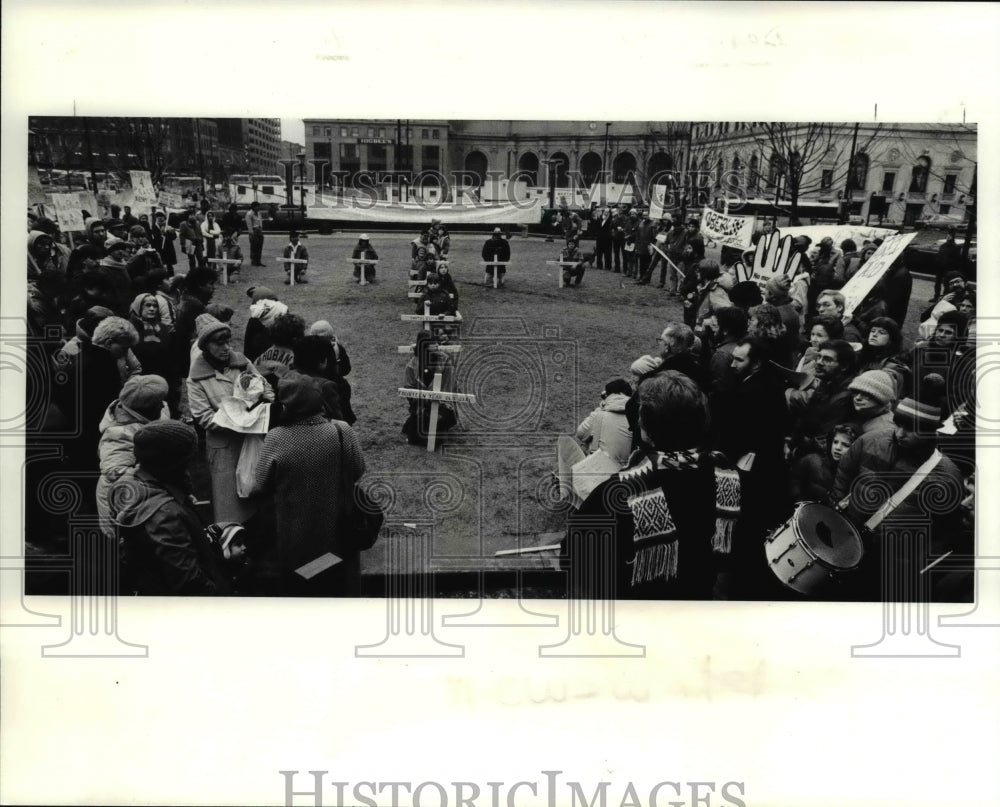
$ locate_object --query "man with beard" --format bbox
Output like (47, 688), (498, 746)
(67, 218), (108, 280)
(831, 379), (966, 601)
(713, 337), (792, 597)
(788, 338), (857, 458)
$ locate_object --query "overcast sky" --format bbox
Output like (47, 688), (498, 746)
(281, 118), (305, 145)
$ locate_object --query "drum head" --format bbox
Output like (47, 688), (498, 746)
(795, 503), (863, 568)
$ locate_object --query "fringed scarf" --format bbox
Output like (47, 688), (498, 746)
(618, 449), (741, 587)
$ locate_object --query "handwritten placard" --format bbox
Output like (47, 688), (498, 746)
(51, 193), (86, 232)
(700, 207), (756, 249)
(839, 232), (917, 317)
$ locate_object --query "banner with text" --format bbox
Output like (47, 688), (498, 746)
(51, 193), (86, 232)
(700, 207), (756, 249)
(839, 232), (917, 317)
(130, 170), (158, 209)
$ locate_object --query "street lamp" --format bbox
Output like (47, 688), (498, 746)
(297, 150), (307, 218)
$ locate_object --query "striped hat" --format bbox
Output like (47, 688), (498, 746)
(894, 396), (942, 434)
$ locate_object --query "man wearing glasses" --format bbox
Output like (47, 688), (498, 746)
(788, 338), (858, 457)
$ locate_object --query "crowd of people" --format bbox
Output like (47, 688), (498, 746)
(556, 210), (976, 601)
(24, 197), (976, 601)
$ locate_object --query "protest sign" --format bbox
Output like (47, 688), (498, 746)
(700, 207), (756, 249)
(130, 170), (157, 208)
(839, 232), (917, 317)
(158, 189), (185, 209)
(649, 185), (668, 220)
(51, 193), (86, 232)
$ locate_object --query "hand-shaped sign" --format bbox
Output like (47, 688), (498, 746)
(733, 232), (803, 287)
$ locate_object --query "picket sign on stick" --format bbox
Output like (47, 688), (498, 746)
(398, 371), (476, 453)
(396, 344), (462, 354)
(276, 256), (308, 286)
(652, 246), (685, 280)
(347, 258), (379, 286)
(838, 232), (918, 318)
(400, 311), (463, 333)
(481, 260), (509, 289)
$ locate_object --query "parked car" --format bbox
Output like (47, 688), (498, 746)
(903, 237), (976, 280)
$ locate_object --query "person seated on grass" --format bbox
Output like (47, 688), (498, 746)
(282, 230), (309, 285)
(217, 233), (244, 285)
(351, 234), (378, 283)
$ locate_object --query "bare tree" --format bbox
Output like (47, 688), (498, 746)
(104, 118), (179, 185)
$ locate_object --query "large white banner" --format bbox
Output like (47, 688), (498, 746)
(130, 170), (158, 209)
(309, 198), (542, 225)
(50, 193), (86, 232)
(839, 231), (917, 317)
(700, 207), (756, 249)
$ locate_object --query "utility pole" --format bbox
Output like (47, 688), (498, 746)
(844, 122), (860, 223)
(962, 163), (976, 262)
(602, 122), (610, 207)
(82, 116), (99, 194)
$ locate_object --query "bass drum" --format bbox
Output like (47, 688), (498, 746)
(764, 502), (864, 596)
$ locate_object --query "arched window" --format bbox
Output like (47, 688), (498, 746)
(548, 152), (570, 188)
(767, 151), (785, 187)
(579, 151), (602, 188)
(909, 156), (931, 193)
(748, 155), (759, 192)
(647, 151), (674, 186)
(714, 156), (724, 189)
(516, 152), (539, 187)
(729, 155), (742, 189)
(612, 152), (637, 184)
(464, 151), (488, 186)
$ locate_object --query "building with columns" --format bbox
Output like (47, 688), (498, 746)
(302, 120), (690, 202)
(687, 122), (976, 226)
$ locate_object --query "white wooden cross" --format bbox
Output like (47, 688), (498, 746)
(347, 257), (379, 286)
(481, 260), (510, 289)
(275, 256), (308, 286)
(208, 248), (241, 285)
(401, 305), (463, 332)
(397, 371), (476, 452)
(545, 260), (585, 289)
(396, 344), (462, 354)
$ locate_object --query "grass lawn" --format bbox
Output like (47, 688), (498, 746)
(203, 230), (933, 575)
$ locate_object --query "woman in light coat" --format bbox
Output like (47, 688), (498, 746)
(187, 314), (273, 523)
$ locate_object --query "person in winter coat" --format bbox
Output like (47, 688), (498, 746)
(685, 259), (732, 331)
(243, 286), (288, 363)
(99, 238), (136, 316)
(256, 313), (306, 382)
(848, 369), (897, 435)
(402, 331), (458, 447)
(788, 424), (859, 504)
(481, 228), (511, 286)
(555, 379), (634, 507)
(856, 316), (909, 395)
(249, 372), (367, 595)
(128, 292), (175, 381)
(95, 374), (170, 538)
(201, 210), (222, 261)
(350, 234), (377, 283)
(150, 211), (178, 275)
(187, 314), (274, 524)
(67, 218), (108, 280)
(788, 338), (858, 458)
(110, 420), (234, 595)
(290, 336), (347, 422)
(435, 261), (459, 309)
(562, 370), (740, 600)
(178, 210), (204, 271)
(763, 272), (802, 362)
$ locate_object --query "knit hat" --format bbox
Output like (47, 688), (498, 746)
(278, 371), (323, 422)
(129, 225), (147, 239)
(630, 354), (661, 376)
(195, 314), (231, 349)
(119, 374), (169, 411)
(848, 370), (896, 406)
(104, 237), (127, 254)
(894, 397), (942, 434)
(133, 420), (198, 476)
(942, 270), (966, 287)
(204, 521), (246, 559)
(765, 273), (792, 299)
(246, 285), (278, 302)
(307, 320), (336, 340)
